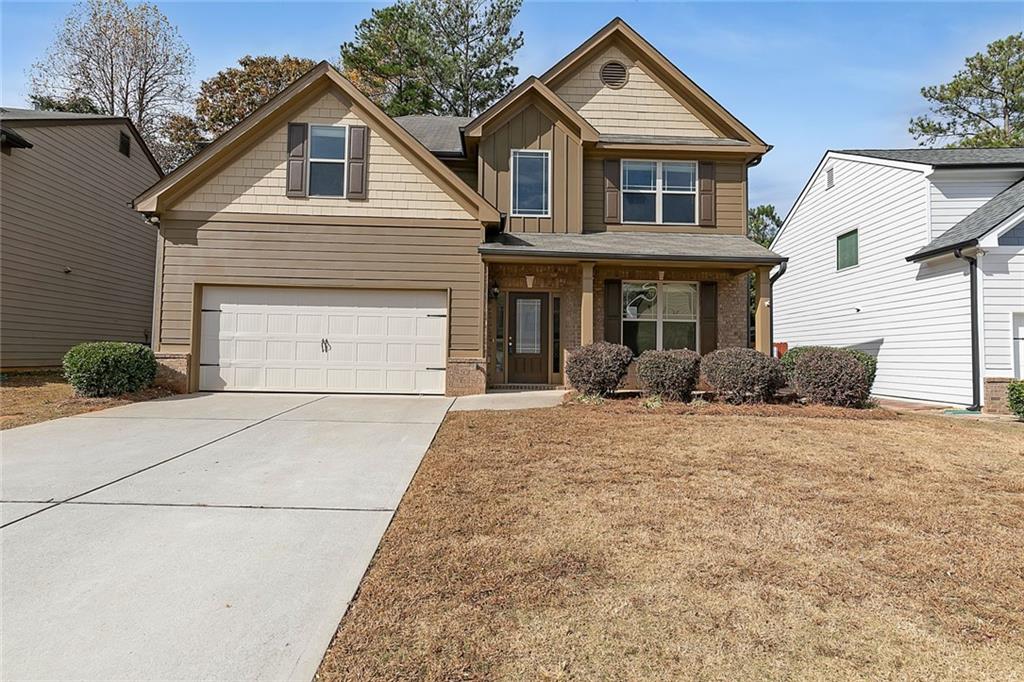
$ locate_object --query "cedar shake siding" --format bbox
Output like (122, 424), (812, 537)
(477, 103), (583, 234)
(554, 45), (718, 138)
(0, 120), (161, 367)
(176, 91), (475, 221)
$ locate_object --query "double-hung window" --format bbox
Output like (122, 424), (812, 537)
(622, 160), (697, 224)
(621, 281), (699, 356)
(308, 125), (347, 197)
(511, 149), (550, 217)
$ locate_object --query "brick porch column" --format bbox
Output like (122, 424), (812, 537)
(754, 266), (771, 354)
(581, 262), (595, 346)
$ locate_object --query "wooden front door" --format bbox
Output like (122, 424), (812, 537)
(508, 293), (548, 384)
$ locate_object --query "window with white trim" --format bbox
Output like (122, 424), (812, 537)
(622, 160), (698, 224)
(621, 281), (699, 356)
(308, 125), (347, 197)
(511, 149), (550, 217)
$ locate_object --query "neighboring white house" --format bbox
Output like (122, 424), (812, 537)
(771, 148), (1024, 413)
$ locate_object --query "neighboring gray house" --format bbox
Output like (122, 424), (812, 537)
(0, 108), (163, 367)
(772, 148), (1024, 413)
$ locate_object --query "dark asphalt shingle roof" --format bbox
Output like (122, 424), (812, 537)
(599, 133), (750, 146)
(480, 231), (785, 264)
(910, 177), (1024, 260)
(0, 106), (117, 122)
(841, 147), (1024, 167)
(394, 115), (471, 155)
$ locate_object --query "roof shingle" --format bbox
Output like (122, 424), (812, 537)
(393, 115), (471, 155)
(909, 177), (1024, 260)
(840, 147), (1024, 167)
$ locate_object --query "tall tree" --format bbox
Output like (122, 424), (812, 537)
(340, 3), (436, 116)
(342, 0), (524, 117)
(160, 54), (317, 170)
(909, 33), (1024, 148)
(748, 204), (783, 247)
(30, 0), (194, 167)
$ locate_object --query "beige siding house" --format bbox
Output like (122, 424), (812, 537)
(1, 109), (163, 367)
(136, 17), (784, 396)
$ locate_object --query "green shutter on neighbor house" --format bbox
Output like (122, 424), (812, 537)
(837, 230), (859, 270)
(604, 279), (622, 344)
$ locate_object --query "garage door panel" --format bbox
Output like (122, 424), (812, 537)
(199, 286), (447, 394)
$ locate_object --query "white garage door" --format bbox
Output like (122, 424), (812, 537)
(199, 286), (447, 394)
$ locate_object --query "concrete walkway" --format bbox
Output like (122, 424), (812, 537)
(0, 392), (452, 681)
(451, 388), (566, 412)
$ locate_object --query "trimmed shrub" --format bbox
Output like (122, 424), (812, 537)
(635, 349), (701, 402)
(1008, 380), (1024, 420)
(63, 342), (157, 397)
(566, 342), (633, 396)
(793, 347), (870, 408)
(781, 345), (877, 389)
(701, 347), (785, 404)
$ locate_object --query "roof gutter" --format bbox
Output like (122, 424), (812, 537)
(747, 144), (773, 168)
(477, 247), (786, 265)
(768, 261), (787, 354)
(953, 247), (982, 411)
(906, 238), (979, 263)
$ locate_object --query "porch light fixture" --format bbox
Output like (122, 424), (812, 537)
(525, 275), (535, 288)
(489, 282), (500, 299)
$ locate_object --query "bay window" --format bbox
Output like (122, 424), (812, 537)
(621, 281), (699, 355)
(622, 160), (698, 224)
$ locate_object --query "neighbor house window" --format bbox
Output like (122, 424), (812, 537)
(621, 281), (699, 355)
(622, 160), (697, 224)
(118, 131), (131, 157)
(837, 229), (858, 270)
(308, 125), (347, 197)
(511, 150), (550, 217)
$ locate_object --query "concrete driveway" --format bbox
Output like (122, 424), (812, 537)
(0, 392), (453, 681)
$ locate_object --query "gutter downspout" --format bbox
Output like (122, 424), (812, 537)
(768, 261), (788, 355)
(953, 248), (981, 411)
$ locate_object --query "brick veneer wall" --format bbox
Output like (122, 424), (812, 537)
(154, 352), (190, 393)
(983, 377), (1013, 415)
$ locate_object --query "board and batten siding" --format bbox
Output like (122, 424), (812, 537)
(581, 157), (745, 234)
(981, 242), (1024, 377)
(554, 45), (717, 138)
(773, 156), (976, 406)
(0, 121), (160, 367)
(175, 90), (473, 221)
(477, 103), (582, 233)
(929, 169), (1021, 240)
(155, 218), (485, 359)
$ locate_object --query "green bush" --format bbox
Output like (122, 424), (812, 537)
(781, 345), (877, 389)
(566, 342), (633, 396)
(1008, 380), (1024, 420)
(63, 342), (157, 397)
(793, 347), (871, 408)
(635, 349), (701, 402)
(701, 347), (785, 404)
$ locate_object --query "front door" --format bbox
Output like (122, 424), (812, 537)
(508, 293), (548, 384)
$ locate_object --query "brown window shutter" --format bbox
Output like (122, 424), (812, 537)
(699, 281), (718, 353)
(346, 125), (369, 199)
(286, 123), (307, 197)
(698, 161), (715, 226)
(603, 279), (622, 344)
(604, 159), (620, 224)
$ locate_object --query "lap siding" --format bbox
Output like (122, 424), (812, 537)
(157, 218), (485, 356)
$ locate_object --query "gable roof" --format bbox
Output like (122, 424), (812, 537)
(841, 147), (1024, 168)
(462, 77), (599, 143)
(394, 115), (471, 156)
(1, 106), (162, 176)
(538, 17), (768, 152)
(908, 177), (1024, 261)
(134, 62), (499, 222)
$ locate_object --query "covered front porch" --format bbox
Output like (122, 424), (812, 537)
(479, 232), (784, 388)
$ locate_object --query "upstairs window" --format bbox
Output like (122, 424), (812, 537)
(837, 229), (858, 270)
(621, 281), (699, 356)
(622, 160), (697, 224)
(511, 149), (550, 217)
(119, 131), (131, 157)
(308, 125), (346, 197)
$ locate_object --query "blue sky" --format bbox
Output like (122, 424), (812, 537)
(2, 1), (1022, 214)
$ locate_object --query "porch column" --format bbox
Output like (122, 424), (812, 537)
(754, 266), (771, 354)
(580, 262), (595, 346)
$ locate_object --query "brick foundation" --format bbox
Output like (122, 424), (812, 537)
(154, 352), (190, 393)
(446, 357), (487, 396)
(983, 377), (1013, 415)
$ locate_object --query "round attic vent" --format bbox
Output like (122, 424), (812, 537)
(599, 60), (628, 89)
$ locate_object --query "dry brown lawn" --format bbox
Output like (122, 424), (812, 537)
(0, 370), (170, 430)
(318, 402), (1024, 681)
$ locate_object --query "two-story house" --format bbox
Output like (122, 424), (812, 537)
(134, 18), (783, 396)
(772, 148), (1024, 413)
